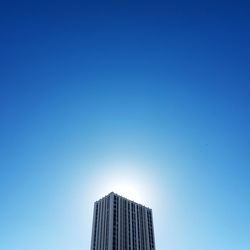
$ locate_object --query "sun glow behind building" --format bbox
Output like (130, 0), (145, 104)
(85, 160), (162, 209)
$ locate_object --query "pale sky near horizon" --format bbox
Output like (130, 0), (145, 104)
(0, 1), (250, 250)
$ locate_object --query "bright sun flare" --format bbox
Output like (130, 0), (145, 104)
(88, 161), (156, 206)
(112, 181), (142, 202)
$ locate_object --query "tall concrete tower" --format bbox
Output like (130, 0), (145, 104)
(90, 192), (155, 250)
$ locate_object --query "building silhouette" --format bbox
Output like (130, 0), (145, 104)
(90, 192), (155, 250)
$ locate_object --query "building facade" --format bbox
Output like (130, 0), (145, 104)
(90, 192), (155, 250)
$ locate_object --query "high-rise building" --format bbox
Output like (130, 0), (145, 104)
(90, 192), (155, 250)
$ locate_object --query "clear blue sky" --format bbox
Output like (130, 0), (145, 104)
(0, 1), (249, 250)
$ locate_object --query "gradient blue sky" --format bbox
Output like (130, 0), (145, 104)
(0, 1), (250, 250)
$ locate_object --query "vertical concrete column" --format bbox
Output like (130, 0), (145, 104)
(130, 203), (133, 250)
(145, 209), (150, 250)
(151, 210), (156, 250)
(98, 199), (102, 250)
(95, 201), (99, 250)
(101, 198), (105, 250)
(126, 200), (130, 250)
(117, 196), (121, 250)
(100, 199), (103, 250)
(108, 193), (114, 250)
(135, 204), (138, 250)
(90, 202), (97, 250)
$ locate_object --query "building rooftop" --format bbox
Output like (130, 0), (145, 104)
(95, 191), (152, 210)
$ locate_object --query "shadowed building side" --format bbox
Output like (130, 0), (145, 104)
(90, 192), (155, 250)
